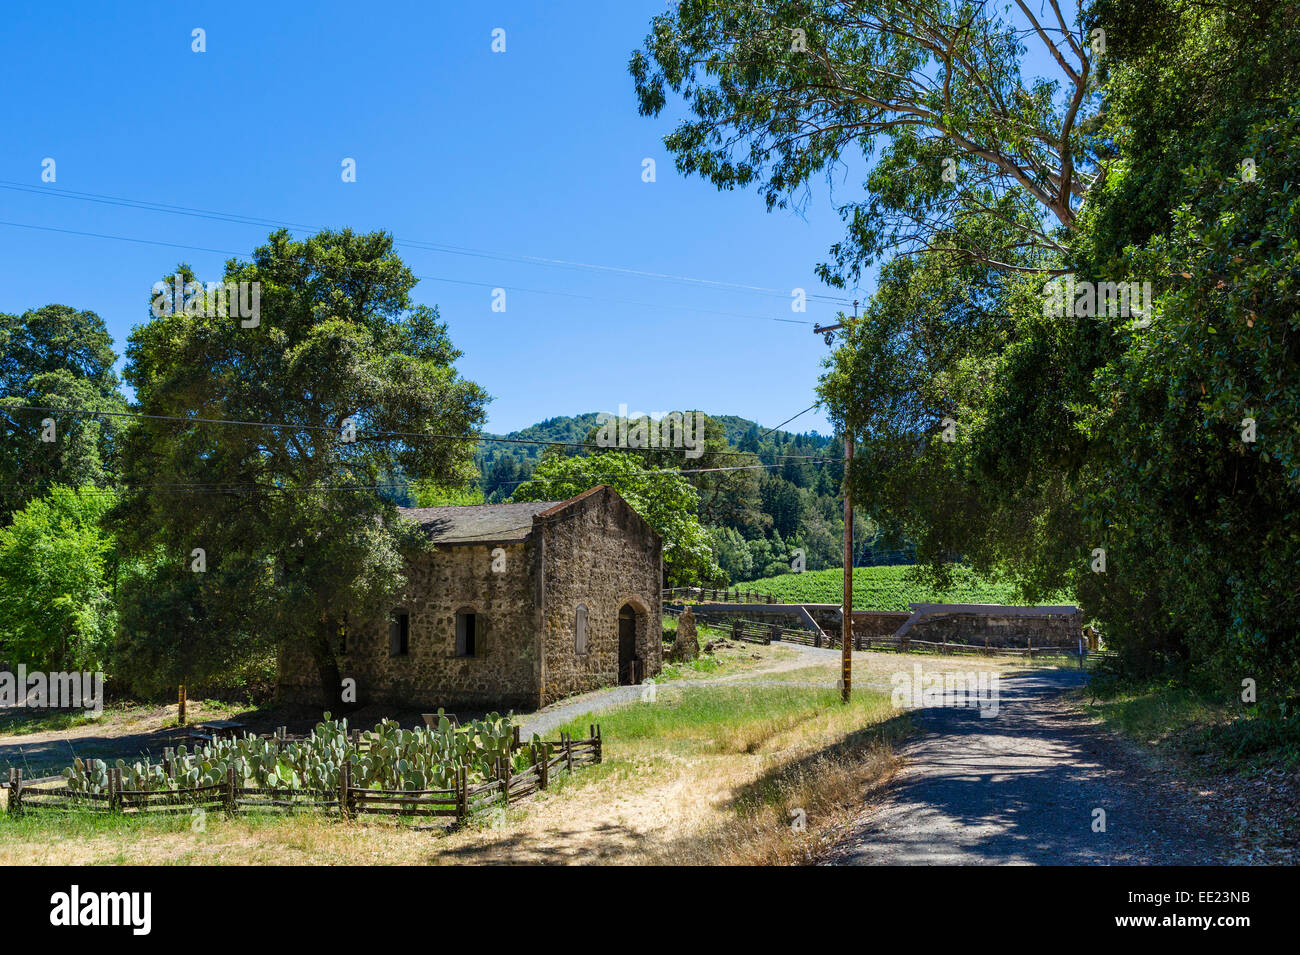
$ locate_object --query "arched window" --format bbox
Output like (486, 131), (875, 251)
(389, 610), (409, 657)
(574, 604), (589, 654)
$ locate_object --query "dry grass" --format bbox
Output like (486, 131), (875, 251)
(10, 646), (1057, 865)
(0, 683), (907, 865)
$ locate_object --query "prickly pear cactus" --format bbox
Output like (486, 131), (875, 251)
(60, 710), (544, 795)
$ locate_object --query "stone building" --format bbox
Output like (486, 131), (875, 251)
(277, 485), (663, 711)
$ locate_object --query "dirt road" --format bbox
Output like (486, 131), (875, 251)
(825, 669), (1233, 865)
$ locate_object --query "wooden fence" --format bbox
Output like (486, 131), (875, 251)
(663, 586), (777, 605)
(4, 725), (602, 824)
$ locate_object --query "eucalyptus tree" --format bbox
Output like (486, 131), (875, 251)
(631, 0), (1103, 284)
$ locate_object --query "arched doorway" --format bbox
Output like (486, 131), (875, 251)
(618, 604), (641, 685)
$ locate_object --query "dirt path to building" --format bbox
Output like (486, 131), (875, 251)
(823, 669), (1235, 865)
(517, 642), (838, 737)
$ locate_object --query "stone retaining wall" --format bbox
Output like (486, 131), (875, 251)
(677, 602), (1081, 647)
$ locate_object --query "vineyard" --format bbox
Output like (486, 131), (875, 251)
(748, 565), (1073, 612)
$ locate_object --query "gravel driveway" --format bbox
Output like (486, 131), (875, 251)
(825, 669), (1233, 865)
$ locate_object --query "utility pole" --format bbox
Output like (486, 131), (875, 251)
(841, 432), (853, 702)
(814, 301), (858, 702)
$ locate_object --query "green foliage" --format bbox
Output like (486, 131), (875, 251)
(111, 231), (489, 705)
(409, 482), (485, 507)
(0, 486), (117, 671)
(113, 551), (272, 697)
(511, 450), (722, 585)
(630, 1), (1098, 284)
(62, 712), (537, 794)
(0, 305), (127, 520)
(805, 0), (1300, 715)
(708, 526), (752, 584)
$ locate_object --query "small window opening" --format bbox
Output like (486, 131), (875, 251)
(575, 604), (589, 654)
(389, 610), (409, 657)
(456, 612), (477, 657)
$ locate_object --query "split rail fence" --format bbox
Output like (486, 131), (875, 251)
(663, 586), (776, 605)
(4, 724), (601, 823)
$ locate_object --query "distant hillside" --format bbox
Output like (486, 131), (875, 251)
(476, 414), (603, 468)
(477, 412), (831, 467)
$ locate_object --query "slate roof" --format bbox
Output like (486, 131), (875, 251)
(398, 499), (563, 543)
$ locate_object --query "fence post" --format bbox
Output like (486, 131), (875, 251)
(538, 744), (549, 789)
(107, 767), (117, 813)
(512, 725), (521, 751)
(338, 760), (351, 819)
(564, 733), (574, 774)
(7, 768), (21, 816)
(593, 724), (602, 764)
(732, 620), (742, 643)
(225, 765), (237, 815)
(456, 765), (468, 822)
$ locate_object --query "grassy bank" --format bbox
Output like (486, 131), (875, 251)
(1082, 674), (1300, 773)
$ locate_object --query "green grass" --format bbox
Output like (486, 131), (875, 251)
(0, 710), (104, 736)
(557, 684), (892, 755)
(658, 617), (764, 681)
(0, 803), (310, 841)
(745, 564), (1072, 611)
(1083, 675), (1300, 771)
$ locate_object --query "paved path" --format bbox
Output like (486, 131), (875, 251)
(825, 669), (1231, 865)
(518, 643), (844, 737)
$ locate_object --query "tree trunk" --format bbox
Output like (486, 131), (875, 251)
(309, 618), (347, 712)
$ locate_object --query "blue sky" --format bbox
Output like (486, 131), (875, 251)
(0, 0), (875, 437)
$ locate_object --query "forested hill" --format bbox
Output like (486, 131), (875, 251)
(476, 413), (832, 470)
(473, 412), (853, 582)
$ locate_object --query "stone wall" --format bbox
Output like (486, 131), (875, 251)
(278, 540), (540, 711)
(674, 602), (1080, 647)
(897, 611), (1081, 647)
(538, 487), (662, 703)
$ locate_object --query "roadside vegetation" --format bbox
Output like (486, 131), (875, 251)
(1083, 673), (1300, 774)
(0, 678), (908, 865)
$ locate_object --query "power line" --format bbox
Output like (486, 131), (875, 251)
(0, 180), (854, 306)
(0, 458), (832, 498)
(0, 220), (815, 327)
(758, 404), (820, 441)
(4, 404), (830, 460)
(0, 219), (818, 327)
